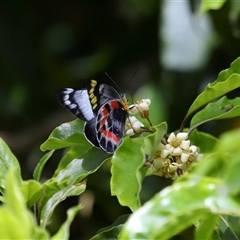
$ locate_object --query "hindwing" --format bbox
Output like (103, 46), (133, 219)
(96, 100), (128, 154)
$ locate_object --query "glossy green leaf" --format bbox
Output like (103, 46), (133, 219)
(0, 138), (21, 189)
(111, 137), (146, 212)
(53, 144), (108, 176)
(20, 180), (42, 208)
(40, 119), (91, 151)
(120, 176), (240, 240)
(190, 96), (240, 129)
(182, 57), (240, 129)
(195, 214), (219, 240)
(54, 146), (110, 177)
(91, 215), (129, 240)
(215, 130), (240, 195)
(52, 205), (82, 240)
(41, 181), (86, 228)
(201, 0), (226, 13)
(0, 168), (48, 239)
(40, 148), (109, 227)
(33, 150), (54, 181)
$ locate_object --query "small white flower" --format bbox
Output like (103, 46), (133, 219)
(180, 140), (190, 150)
(129, 99), (151, 120)
(165, 143), (174, 153)
(125, 128), (135, 136)
(181, 153), (189, 163)
(196, 153), (203, 161)
(176, 132), (188, 140)
(125, 116), (144, 136)
(167, 132), (176, 143)
(160, 149), (170, 158)
(132, 121), (143, 130)
(189, 145), (198, 153)
(129, 104), (139, 114)
(172, 147), (182, 156)
(152, 157), (164, 169)
(138, 100), (149, 110)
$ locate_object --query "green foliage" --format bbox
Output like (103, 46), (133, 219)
(120, 130), (240, 239)
(182, 57), (240, 131)
(1, 58), (240, 239)
(200, 0), (226, 13)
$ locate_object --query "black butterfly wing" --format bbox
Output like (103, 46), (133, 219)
(87, 80), (121, 114)
(95, 100), (128, 154)
(84, 118), (100, 148)
(57, 88), (95, 122)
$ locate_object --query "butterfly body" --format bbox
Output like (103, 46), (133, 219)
(57, 80), (129, 154)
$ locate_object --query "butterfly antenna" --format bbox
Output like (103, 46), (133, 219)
(123, 66), (140, 93)
(105, 72), (121, 93)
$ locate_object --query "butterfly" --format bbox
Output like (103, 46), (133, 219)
(57, 80), (130, 154)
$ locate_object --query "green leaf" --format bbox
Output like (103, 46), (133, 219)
(0, 138), (21, 189)
(40, 119), (91, 151)
(195, 214), (219, 240)
(41, 181), (86, 228)
(111, 137), (146, 212)
(200, 0), (226, 13)
(120, 176), (240, 240)
(119, 128), (240, 239)
(111, 123), (167, 212)
(188, 130), (218, 153)
(51, 205), (82, 240)
(190, 96), (240, 129)
(20, 180), (42, 208)
(0, 167), (48, 239)
(91, 215), (129, 240)
(53, 144), (108, 176)
(33, 150), (54, 181)
(217, 215), (240, 239)
(54, 146), (110, 177)
(142, 122), (167, 157)
(182, 57), (240, 129)
(39, 148), (109, 227)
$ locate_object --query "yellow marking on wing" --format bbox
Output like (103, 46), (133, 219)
(89, 92), (95, 99)
(91, 80), (97, 87)
(91, 96), (97, 104)
(92, 103), (97, 109)
(89, 88), (94, 94)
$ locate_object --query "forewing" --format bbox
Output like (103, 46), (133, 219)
(88, 80), (120, 114)
(96, 101), (128, 154)
(57, 88), (95, 121)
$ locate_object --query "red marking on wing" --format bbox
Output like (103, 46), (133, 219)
(109, 101), (120, 109)
(98, 105), (120, 144)
(100, 128), (120, 143)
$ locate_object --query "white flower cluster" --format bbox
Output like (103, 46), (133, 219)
(129, 99), (151, 118)
(125, 99), (151, 136)
(150, 132), (203, 179)
(125, 116), (144, 136)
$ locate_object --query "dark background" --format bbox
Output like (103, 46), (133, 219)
(0, 1), (240, 239)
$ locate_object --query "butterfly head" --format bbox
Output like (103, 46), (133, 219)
(119, 94), (130, 113)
